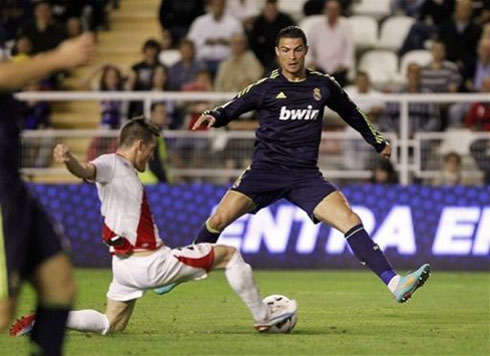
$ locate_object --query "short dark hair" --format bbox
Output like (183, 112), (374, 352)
(275, 26), (307, 46)
(119, 118), (160, 148)
(142, 39), (161, 52)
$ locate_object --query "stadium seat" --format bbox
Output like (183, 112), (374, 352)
(159, 49), (181, 67)
(347, 16), (378, 49)
(352, 0), (391, 20)
(398, 49), (432, 78)
(377, 16), (415, 51)
(299, 15), (323, 39)
(358, 50), (398, 87)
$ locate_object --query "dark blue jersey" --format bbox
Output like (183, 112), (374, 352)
(205, 68), (386, 169)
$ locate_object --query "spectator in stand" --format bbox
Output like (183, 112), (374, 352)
(471, 39), (490, 92)
(370, 159), (399, 184)
(304, 0), (354, 86)
(158, 0), (205, 46)
(187, 0), (243, 78)
(168, 39), (207, 91)
(420, 40), (462, 93)
(391, 0), (426, 16)
(151, 66), (179, 129)
(432, 152), (463, 186)
(248, 0), (295, 73)
(226, 0), (260, 31)
(399, 0), (455, 56)
(465, 76), (490, 131)
(215, 33), (263, 92)
(438, 0), (482, 75)
(10, 35), (32, 63)
(138, 103), (171, 184)
(66, 17), (83, 38)
(19, 1), (66, 54)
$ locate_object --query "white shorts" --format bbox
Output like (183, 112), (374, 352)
(107, 243), (214, 302)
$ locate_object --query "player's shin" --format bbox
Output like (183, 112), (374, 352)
(66, 309), (110, 334)
(345, 224), (398, 285)
(193, 219), (221, 244)
(224, 250), (267, 322)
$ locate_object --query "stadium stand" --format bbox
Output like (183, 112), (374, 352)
(347, 15), (378, 50)
(352, 0), (391, 20)
(377, 15), (415, 51)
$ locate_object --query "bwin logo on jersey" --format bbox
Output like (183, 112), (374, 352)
(279, 105), (320, 121)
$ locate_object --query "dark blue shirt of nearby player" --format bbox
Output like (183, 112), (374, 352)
(205, 69), (386, 169)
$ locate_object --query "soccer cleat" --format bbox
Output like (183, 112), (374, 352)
(153, 282), (179, 295)
(9, 314), (36, 337)
(393, 263), (431, 303)
(254, 299), (298, 332)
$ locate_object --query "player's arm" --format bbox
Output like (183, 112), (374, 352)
(53, 144), (96, 181)
(324, 75), (391, 158)
(192, 79), (265, 130)
(0, 33), (94, 91)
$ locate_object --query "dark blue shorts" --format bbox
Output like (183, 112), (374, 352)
(231, 163), (337, 223)
(0, 117), (65, 300)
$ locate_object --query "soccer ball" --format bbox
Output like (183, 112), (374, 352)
(262, 294), (298, 333)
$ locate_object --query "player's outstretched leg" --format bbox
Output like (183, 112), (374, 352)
(314, 191), (431, 302)
(212, 245), (297, 332)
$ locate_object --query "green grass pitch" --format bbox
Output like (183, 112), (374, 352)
(2, 269), (489, 355)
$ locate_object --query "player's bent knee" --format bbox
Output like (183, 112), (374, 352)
(208, 213), (228, 232)
(212, 245), (237, 269)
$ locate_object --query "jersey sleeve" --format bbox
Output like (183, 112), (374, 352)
(203, 78), (267, 127)
(90, 154), (116, 185)
(324, 75), (387, 152)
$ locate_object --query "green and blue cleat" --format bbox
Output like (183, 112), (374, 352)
(153, 282), (179, 295)
(393, 263), (431, 303)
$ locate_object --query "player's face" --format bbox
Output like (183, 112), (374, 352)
(275, 38), (308, 76)
(134, 138), (157, 172)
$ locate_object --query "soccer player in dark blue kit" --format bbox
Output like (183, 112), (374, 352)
(0, 34), (94, 354)
(188, 26), (431, 303)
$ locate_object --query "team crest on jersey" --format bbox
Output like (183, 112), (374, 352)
(313, 88), (322, 101)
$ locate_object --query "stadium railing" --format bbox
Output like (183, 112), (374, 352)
(16, 91), (490, 185)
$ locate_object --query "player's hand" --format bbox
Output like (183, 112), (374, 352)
(53, 33), (95, 69)
(53, 144), (71, 164)
(379, 142), (392, 159)
(192, 114), (216, 130)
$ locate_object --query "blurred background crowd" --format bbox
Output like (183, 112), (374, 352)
(1, 0), (489, 185)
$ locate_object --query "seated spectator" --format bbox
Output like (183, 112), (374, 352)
(304, 0), (354, 86)
(248, 0), (295, 73)
(19, 1), (66, 54)
(158, 0), (205, 46)
(161, 29), (173, 50)
(391, 0), (425, 17)
(10, 35), (32, 63)
(151, 66), (179, 128)
(370, 159), (399, 184)
(226, 0), (260, 31)
(215, 33), (263, 92)
(470, 139), (490, 184)
(469, 38), (490, 92)
(187, 0), (243, 78)
(399, 0), (455, 56)
(464, 76), (490, 131)
(138, 103), (171, 184)
(168, 39), (207, 90)
(79, 64), (128, 129)
(432, 152), (462, 186)
(420, 40), (462, 93)
(437, 0), (482, 75)
(66, 17), (83, 38)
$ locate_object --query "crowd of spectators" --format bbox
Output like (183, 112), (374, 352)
(2, 0), (489, 184)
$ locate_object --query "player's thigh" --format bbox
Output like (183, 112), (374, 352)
(209, 190), (256, 230)
(105, 298), (136, 333)
(30, 253), (76, 304)
(0, 297), (17, 331)
(313, 190), (361, 233)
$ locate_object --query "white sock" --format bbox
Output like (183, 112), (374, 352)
(67, 309), (110, 335)
(388, 275), (401, 293)
(225, 250), (268, 322)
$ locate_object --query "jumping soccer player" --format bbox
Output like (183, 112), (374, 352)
(11, 118), (296, 336)
(189, 26), (430, 303)
(0, 34), (94, 354)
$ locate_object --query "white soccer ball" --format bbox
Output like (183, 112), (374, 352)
(262, 294), (298, 333)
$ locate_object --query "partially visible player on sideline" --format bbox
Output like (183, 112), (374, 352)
(11, 118), (296, 336)
(0, 34), (95, 354)
(189, 26), (430, 303)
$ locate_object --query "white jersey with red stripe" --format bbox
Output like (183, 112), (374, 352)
(90, 153), (163, 255)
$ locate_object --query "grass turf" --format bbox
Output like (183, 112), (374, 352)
(2, 269), (489, 355)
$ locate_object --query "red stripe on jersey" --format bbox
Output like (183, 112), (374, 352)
(102, 222), (117, 241)
(135, 191), (158, 250)
(175, 248), (215, 272)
